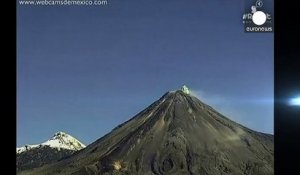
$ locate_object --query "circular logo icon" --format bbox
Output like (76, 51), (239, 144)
(256, 0), (263, 8)
(252, 11), (267, 25)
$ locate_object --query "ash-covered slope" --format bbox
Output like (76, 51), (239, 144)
(23, 88), (273, 175)
(17, 132), (85, 172)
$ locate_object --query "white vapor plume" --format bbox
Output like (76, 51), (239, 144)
(188, 88), (273, 134)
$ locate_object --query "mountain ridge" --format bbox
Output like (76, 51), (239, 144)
(19, 88), (273, 175)
(17, 131), (86, 172)
(17, 131), (86, 154)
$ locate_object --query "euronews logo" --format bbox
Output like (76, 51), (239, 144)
(243, 0), (273, 33)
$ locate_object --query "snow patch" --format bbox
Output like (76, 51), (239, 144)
(17, 131), (86, 154)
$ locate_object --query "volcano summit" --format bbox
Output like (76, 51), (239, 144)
(20, 87), (274, 175)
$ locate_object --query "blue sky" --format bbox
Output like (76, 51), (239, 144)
(17, 0), (273, 147)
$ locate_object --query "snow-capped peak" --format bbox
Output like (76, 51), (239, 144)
(17, 131), (86, 154)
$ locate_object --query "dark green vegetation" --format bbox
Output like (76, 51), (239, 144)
(17, 146), (76, 172)
(19, 91), (273, 175)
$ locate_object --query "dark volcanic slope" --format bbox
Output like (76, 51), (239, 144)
(22, 91), (273, 175)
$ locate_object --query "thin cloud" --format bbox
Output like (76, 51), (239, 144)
(189, 88), (273, 134)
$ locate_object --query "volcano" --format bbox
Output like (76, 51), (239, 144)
(21, 87), (273, 175)
(17, 132), (85, 172)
